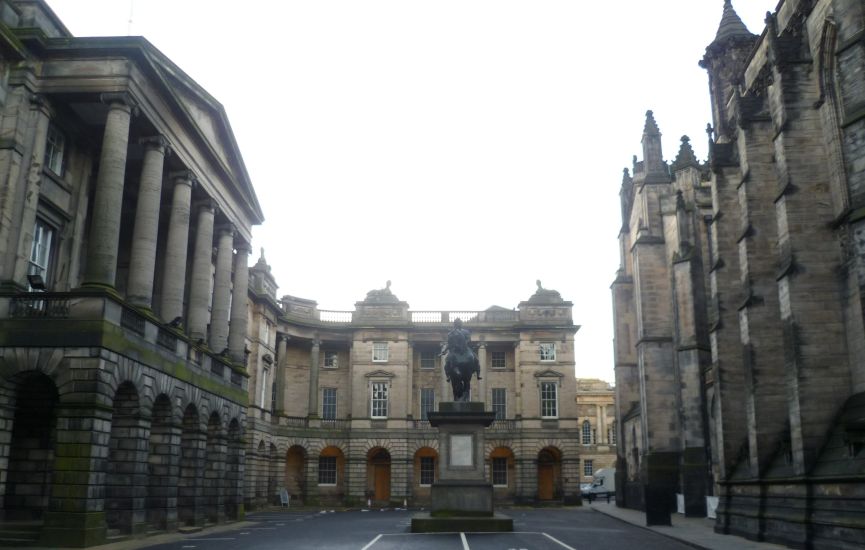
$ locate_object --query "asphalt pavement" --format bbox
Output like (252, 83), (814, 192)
(125, 507), (695, 550)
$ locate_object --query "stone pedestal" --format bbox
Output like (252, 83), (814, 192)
(411, 402), (513, 533)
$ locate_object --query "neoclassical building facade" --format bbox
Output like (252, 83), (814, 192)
(612, 1), (865, 548)
(0, 1), (261, 546)
(575, 379), (616, 485)
(244, 269), (582, 508)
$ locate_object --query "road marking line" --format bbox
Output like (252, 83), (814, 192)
(181, 546), (196, 549)
(361, 534), (383, 550)
(184, 538), (236, 541)
(542, 532), (577, 550)
(460, 532), (470, 550)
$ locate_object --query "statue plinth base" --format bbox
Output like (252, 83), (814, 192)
(411, 402), (513, 533)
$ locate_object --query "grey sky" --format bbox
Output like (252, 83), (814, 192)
(46, 0), (777, 383)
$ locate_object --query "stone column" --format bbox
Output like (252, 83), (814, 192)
(275, 335), (288, 415)
(513, 342), (522, 417)
(228, 242), (251, 362)
(12, 96), (51, 286)
(406, 341), (414, 417)
(477, 343), (487, 403)
(209, 224), (234, 351)
(187, 202), (215, 342)
(83, 94), (135, 288)
(127, 136), (168, 308)
(159, 173), (194, 324)
(308, 339), (320, 417)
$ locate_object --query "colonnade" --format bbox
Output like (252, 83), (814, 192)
(80, 93), (249, 361)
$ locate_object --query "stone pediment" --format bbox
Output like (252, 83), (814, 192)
(365, 370), (395, 379)
(533, 369), (564, 379)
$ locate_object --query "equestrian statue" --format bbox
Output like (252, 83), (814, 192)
(442, 318), (481, 402)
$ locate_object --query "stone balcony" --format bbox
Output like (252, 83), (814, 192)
(0, 289), (248, 396)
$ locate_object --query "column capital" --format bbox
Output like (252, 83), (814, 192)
(194, 199), (216, 215)
(234, 240), (252, 254)
(140, 135), (170, 155)
(169, 170), (197, 186)
(100, 92), (139, 115)
(216, 222), (235, 237)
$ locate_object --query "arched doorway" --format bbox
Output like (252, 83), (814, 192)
(3, 371), (58, 520)
(537, 447), (562, 501)
(146, 394), (176, 530)
(489, 447), (515, 500)
(106, 382), (144, 534)
(203, 413), (226, 523)
(224, 419), (242, 519)
(367, 447), (391, 504)
(413, 447), (437, 503)
(317, 446), (344, 505)
(178, 404), (202, 526)
(285, 446), (307, 504)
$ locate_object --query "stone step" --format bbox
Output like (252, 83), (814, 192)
(0, 536), (39, 548)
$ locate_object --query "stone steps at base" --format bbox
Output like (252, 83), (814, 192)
(0, 536), (39, 547)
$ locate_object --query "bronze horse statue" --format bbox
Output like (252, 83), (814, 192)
(443, 319), (481, 402)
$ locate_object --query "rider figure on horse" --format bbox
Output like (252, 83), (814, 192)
(443, 318), (481, 401)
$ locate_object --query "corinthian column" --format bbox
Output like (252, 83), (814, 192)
(159, 173), (194, 324)
(228, 242), (251, 362)
(83, 93), (135, 288)
(187, 202), (215, 342)
(209, 224), (234, 351)
(127, 136), (168, 308)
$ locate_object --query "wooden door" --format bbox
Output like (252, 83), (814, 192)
(538, 464), (554, 500)
(374, 464), (390, 501)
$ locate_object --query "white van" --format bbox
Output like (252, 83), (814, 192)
(581, 468), (616, 501)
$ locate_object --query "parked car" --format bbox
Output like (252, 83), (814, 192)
(581, 468), (615, 502)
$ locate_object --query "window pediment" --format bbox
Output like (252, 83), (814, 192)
(533, 369), (564, 379)
(365, 370), (395, 379)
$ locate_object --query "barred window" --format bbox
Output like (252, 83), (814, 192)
(492, 457), (507, 486)
(491, 388), (506, 420)
(322, 387), (337, 420)
(318, 456), (336, 485)
(420, 456), (435, 486)
(420, 388), (435, 421)
(372, 342), (388, 362)
(371, 382), (388, 418)
(540, 382), (558, 418)
(491, 351), (506, 369)
(420, 350), (437, 370)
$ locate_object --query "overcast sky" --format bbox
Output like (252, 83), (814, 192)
(47, 0), (776, 383)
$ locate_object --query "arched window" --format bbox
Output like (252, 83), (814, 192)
(581, 420), (592, 445)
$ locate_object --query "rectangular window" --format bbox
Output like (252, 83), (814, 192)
(491, 388), (506, 420)
(271, 382), (277, 413)
(44, 124), (65, 176)
(492, 457), (508, 486)
(491, 350), (506, 369)
(28, 218), (54, 287)
(324, 350), (339, 368)
(420, 350), (437, 370)
(584, 459), (593, 477)
(420, 388), (435, 420)
(420, 456), (435, 486)
(318, 456), (336, 485)
(372, 342), (389, 362)
(541, 382), (558, 418)
(322, 387), (337, 420)
(371, 382), (388, 418)
(609, 425), (617, 445)
(539, 342), (556, 361)
(259, 369), (268, 409)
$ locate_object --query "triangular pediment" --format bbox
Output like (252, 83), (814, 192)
(533, 369), (564, 379)
(365, 370), (396, 379)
